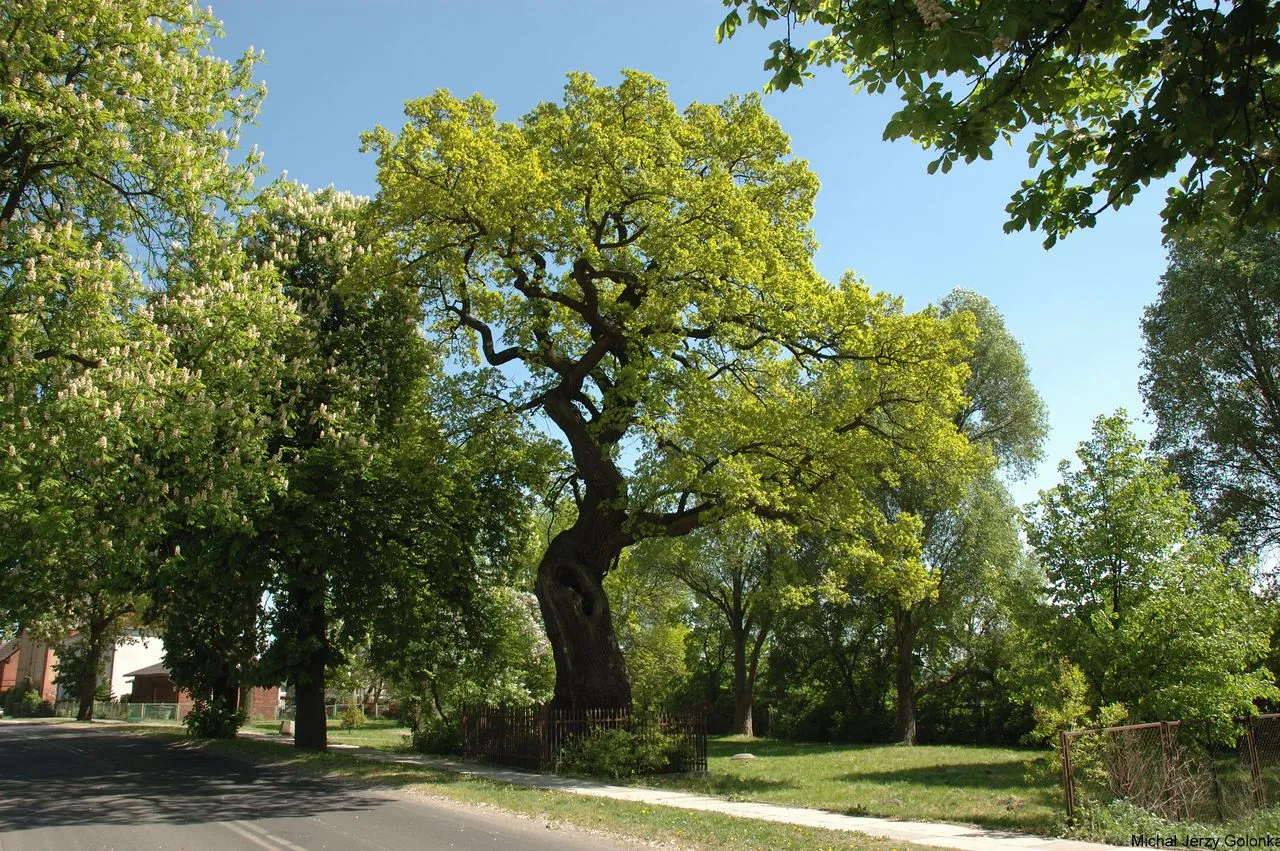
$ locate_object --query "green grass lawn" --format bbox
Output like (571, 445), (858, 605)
(204, 721), (1067, 835)
(246, 717), (411, 751)
(644, 736), (1063, 835)
(192, 735), (949, 851)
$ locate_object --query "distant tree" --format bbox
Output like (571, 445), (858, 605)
(869, 290), (1047, 743)
(364, 69), (978, 709)
(718, 0), (1280, 243)
(898, 470), (1036, 742)
(1142, 230), (1280, 555)
(605, 552), (692, 714)
(761, 569), (896, 741)
(1023, 412), (1275, 728)
(634, 517), (793, 735)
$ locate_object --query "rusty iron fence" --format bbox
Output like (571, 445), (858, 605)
(461, 704), (707, 774)
(1060, 713), (1280, 822)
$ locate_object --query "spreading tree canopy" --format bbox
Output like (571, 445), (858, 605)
(365, 70), (978, 709)
(718, 0), (1280, 244)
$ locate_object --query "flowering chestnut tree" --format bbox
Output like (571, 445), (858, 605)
(719, 0), (1280, 243)
(221, 183), (545, 750)
(0, 0), (276, 719)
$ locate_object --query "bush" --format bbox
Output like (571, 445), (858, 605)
(340, 705), (366, 732)
(412, 716), (461, 755)
(556, 726), (684, 780)
(2, 678), (49, 718)
(183, 699), (246, 739)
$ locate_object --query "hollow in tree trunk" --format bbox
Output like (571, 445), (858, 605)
(534, 521), (631, 710)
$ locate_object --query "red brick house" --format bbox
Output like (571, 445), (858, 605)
(124, 662), (280, 719)
(0, 632), (58, 702)
(125, 662), (181, 703)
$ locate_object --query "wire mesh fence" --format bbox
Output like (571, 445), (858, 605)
(1061, 713), (1280, 822)
(461, 704), (708, 774)
(52, 699), (131, 720)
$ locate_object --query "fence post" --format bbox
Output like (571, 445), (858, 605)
(1159, 721), (1189, 821)
(1245, 716), (1266, 807)
(1061, 731), (1075, 822)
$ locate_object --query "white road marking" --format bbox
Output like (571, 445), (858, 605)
(235, 819), (309, 851)
(221, 820), (280, 850)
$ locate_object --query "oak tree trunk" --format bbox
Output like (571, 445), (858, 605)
(731, 629), (754, 737)
(534, 521), (631, 710)
(893, 604), (917, 745)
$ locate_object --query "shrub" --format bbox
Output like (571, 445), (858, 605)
(556, 726), (684, 780)
(412, 716), (461, 754)
(340, 705), (366, 732)
(183, 699), (246, 739)
(2, 678), (47, 718)
(19, 689), (42, 717)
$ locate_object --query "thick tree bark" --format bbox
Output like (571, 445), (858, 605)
(292, 572), (329, 751)
(534, 519), (631, 710)
(893, 603), (917, 745)
(75, 616), (112, 722)
(75, 638), (104, 722)
(730, 623), (769, 737)
(731, 649), (754, 738)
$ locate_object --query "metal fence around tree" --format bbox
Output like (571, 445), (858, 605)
(1060, 714), (1280, 822)
(461, 704), (707, 774)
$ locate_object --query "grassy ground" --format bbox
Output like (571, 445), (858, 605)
(189, 735), (947, 851)
(246, 717), (411, 751)
(643, 736), (1063, 835)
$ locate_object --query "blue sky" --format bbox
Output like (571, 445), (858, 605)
(210, 0), (1170, 505)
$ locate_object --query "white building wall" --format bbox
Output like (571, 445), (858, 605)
(107, 633), (164, 701)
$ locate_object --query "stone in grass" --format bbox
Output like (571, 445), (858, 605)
(731, 752), (757, 760)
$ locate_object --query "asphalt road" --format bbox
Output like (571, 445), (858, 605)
(0, 722), (639, 850)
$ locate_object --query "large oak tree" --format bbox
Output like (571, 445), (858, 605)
(364, 70), (978, 709)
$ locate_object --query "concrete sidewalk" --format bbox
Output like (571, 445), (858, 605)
(242, 731), (1113, 851)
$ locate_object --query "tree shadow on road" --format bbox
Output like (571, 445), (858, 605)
(0, 726), (391, 831)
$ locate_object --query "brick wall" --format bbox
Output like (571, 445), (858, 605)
(244, 686), (280, 720)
